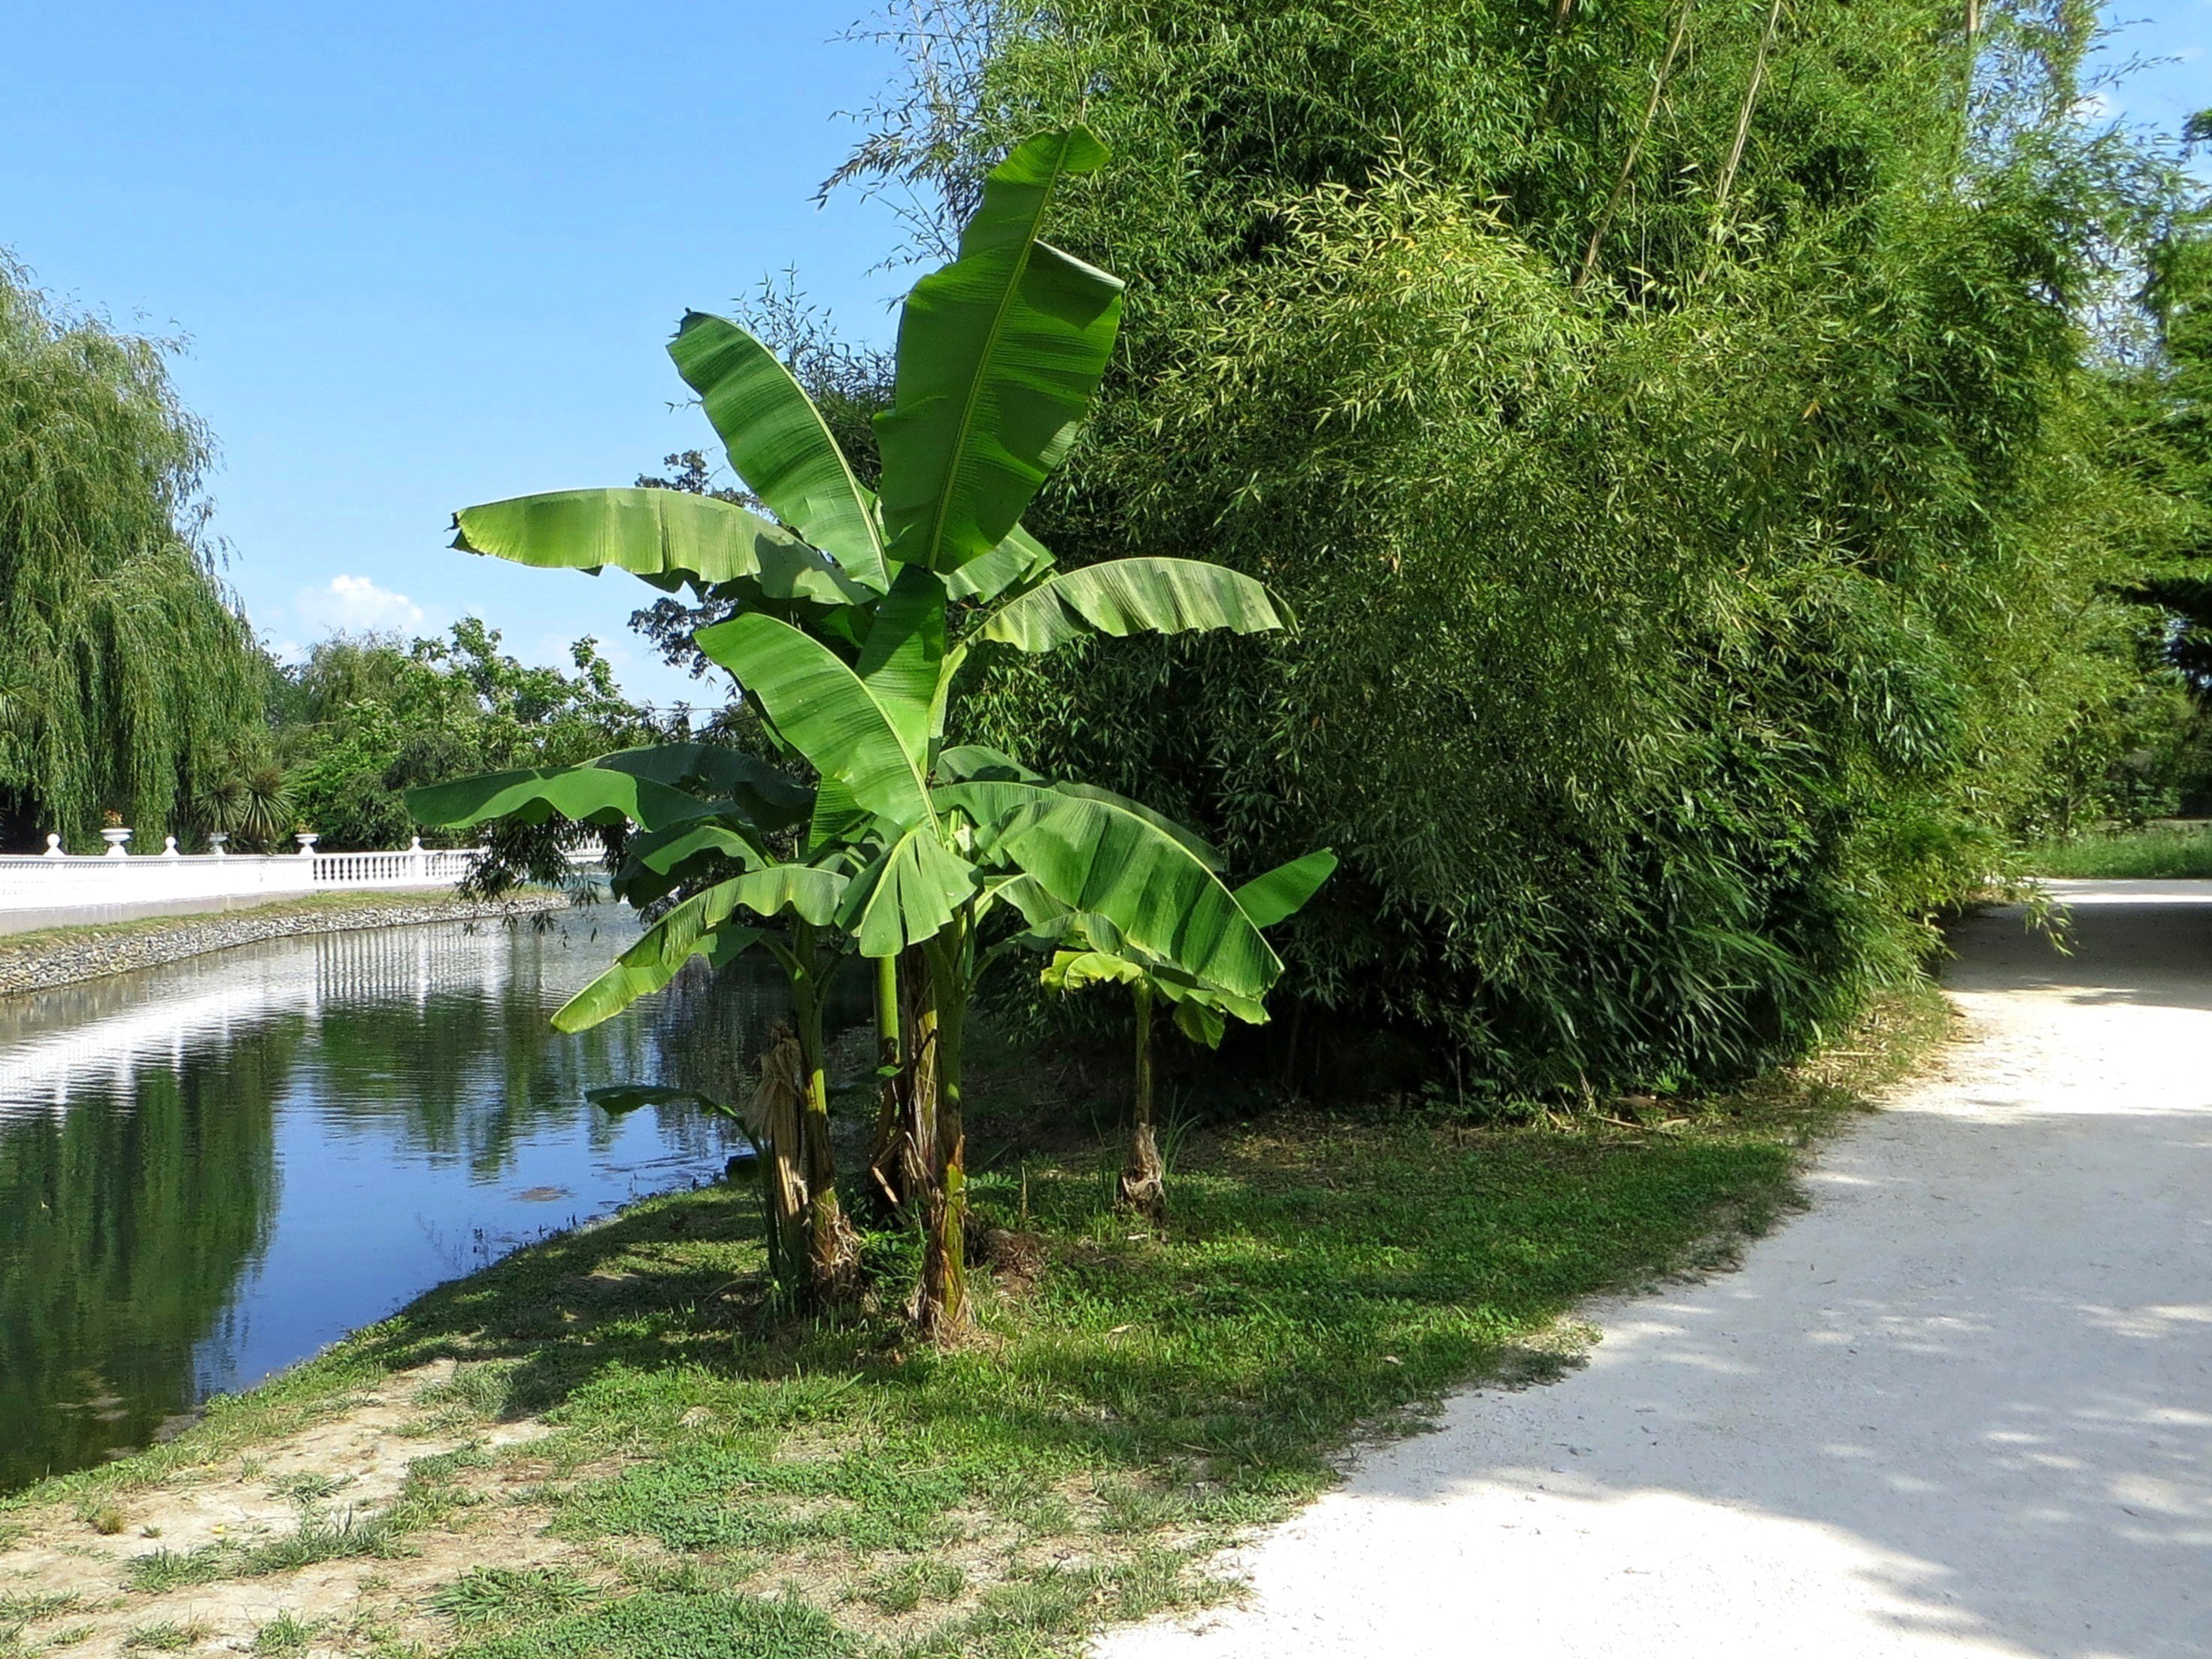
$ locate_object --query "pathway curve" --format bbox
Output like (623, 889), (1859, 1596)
(1103, 881), (2212, 1659)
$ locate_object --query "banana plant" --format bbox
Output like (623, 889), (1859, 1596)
(1035, 849), (1338, 1222)
(407, 747), (869, 1298)
(412, 125), (1319, 1335)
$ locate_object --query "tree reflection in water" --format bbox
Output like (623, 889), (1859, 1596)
(0, 912), (853, 1490)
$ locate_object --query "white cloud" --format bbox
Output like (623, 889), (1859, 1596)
(294, 574), (429, 634)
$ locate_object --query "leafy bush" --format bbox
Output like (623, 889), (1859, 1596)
(839, 0), (2206, 1093)
(271, 620), (663, 850)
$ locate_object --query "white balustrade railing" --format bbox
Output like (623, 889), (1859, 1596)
(0, 834), (605, 922)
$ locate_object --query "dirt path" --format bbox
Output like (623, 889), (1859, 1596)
(1101, 881), (2212, 1659)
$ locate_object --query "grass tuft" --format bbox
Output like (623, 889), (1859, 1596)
(432, 1568), (598, 1625)
(250, 1612), (317, 1655)
(122, 1620), (211, 1653)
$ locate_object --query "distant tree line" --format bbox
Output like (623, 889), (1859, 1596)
(0, 252), (691, 855)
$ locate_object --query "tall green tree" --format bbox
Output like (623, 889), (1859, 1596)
(0, 258), (268, 849)
(836, 0), (2204, 1095)
(273, 621), (661, 850)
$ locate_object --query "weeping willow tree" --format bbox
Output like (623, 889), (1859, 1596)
(0, 258), (268, 850)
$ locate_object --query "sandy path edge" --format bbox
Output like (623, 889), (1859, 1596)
(1098, 881), (2212, 1659)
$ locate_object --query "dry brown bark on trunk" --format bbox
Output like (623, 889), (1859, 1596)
(1117, 982), (1168, 1225)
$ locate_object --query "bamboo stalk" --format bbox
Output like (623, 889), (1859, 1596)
(1575, 0), (1698, 292)
(1712, 0), (1786, 219)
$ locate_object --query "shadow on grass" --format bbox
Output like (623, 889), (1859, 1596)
(337, 1109), (1816, 1510)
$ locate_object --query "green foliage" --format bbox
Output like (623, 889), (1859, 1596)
(2108, 189), (2212, 809)
(0, 257), (268, 849)
(844, 0), (2208, 1092)
(417, 126), (1312, 1325)
(432, 1568), (599, 1625)
(250, 1612), (318, 1655)
(2023, 822), (2212, 878)
(272, 619), (661, 850)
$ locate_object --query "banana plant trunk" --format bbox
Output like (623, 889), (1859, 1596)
(914, 928), (971, 1340)
(1118, 980), (1168, 1223)
(867, 948), (932, 1220)
(785, 922), (859, 1304)
(749, 1030), (811, 1294)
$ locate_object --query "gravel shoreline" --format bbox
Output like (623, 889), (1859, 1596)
(0, 892), (571, 997)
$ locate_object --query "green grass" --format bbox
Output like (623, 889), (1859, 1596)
(432, 1568), (599, 1625)
(122, 1621), (210, 1653)
(2023, 823), (2212, 879)
(4, 988), (1949, 1657)
(250, 1612), (319, 1655)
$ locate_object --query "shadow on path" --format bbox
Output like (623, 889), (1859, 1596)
(1101, 882), (2212, 1659)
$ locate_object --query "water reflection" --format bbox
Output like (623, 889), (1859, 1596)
(0, 913), (853, 1490)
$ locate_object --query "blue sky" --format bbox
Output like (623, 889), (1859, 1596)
(3, 2), (914, 706)
(4, 2), (2207, 707)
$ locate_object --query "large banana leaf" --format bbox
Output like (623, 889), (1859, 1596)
(945, 522), (1056, 604)
(935, 780), (1280, 999)
(936, 744), (1044, 783)
(553, 881), (762, 1031)
(806, 777), (877, 858)
(668, 312), (890, 592)
(611, 822), (762, 908)
(873, 126), (1123, 574)
(1050, 781), (1225, 870)
(452, 488), (868, 603)
(1234, 849), (1339, 928)
(854, 565), (947, 766)
(592, 743), (814, 830)
(836, 823), (978, 957)
(719, 862), (850, 927)
(695, 613), (934, 828)
(1041, 946), (1265, 1036)
(932, 752), (1218, 866)
(978, 558), (1289, 653)
(406, 761), (721, 833)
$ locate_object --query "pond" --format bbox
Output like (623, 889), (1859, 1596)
(0, 911), (862, 1491)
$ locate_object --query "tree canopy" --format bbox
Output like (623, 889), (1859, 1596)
(0, 258), (268, 850)
(832, 0), (2212, 1094)
(270, 621), (663, 851)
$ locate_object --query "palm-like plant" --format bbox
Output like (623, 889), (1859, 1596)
(411, 126), (1319, 1331)
(1034, 849), (1337, 1222)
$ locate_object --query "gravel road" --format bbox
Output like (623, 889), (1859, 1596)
(1101, 880), (2212, 1659)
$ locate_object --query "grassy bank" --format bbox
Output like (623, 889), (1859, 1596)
(0, 988), (1949, 1659)
(2023, 823), (2212, 879)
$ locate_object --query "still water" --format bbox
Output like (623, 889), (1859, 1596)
(0, 912), (852, 1491)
